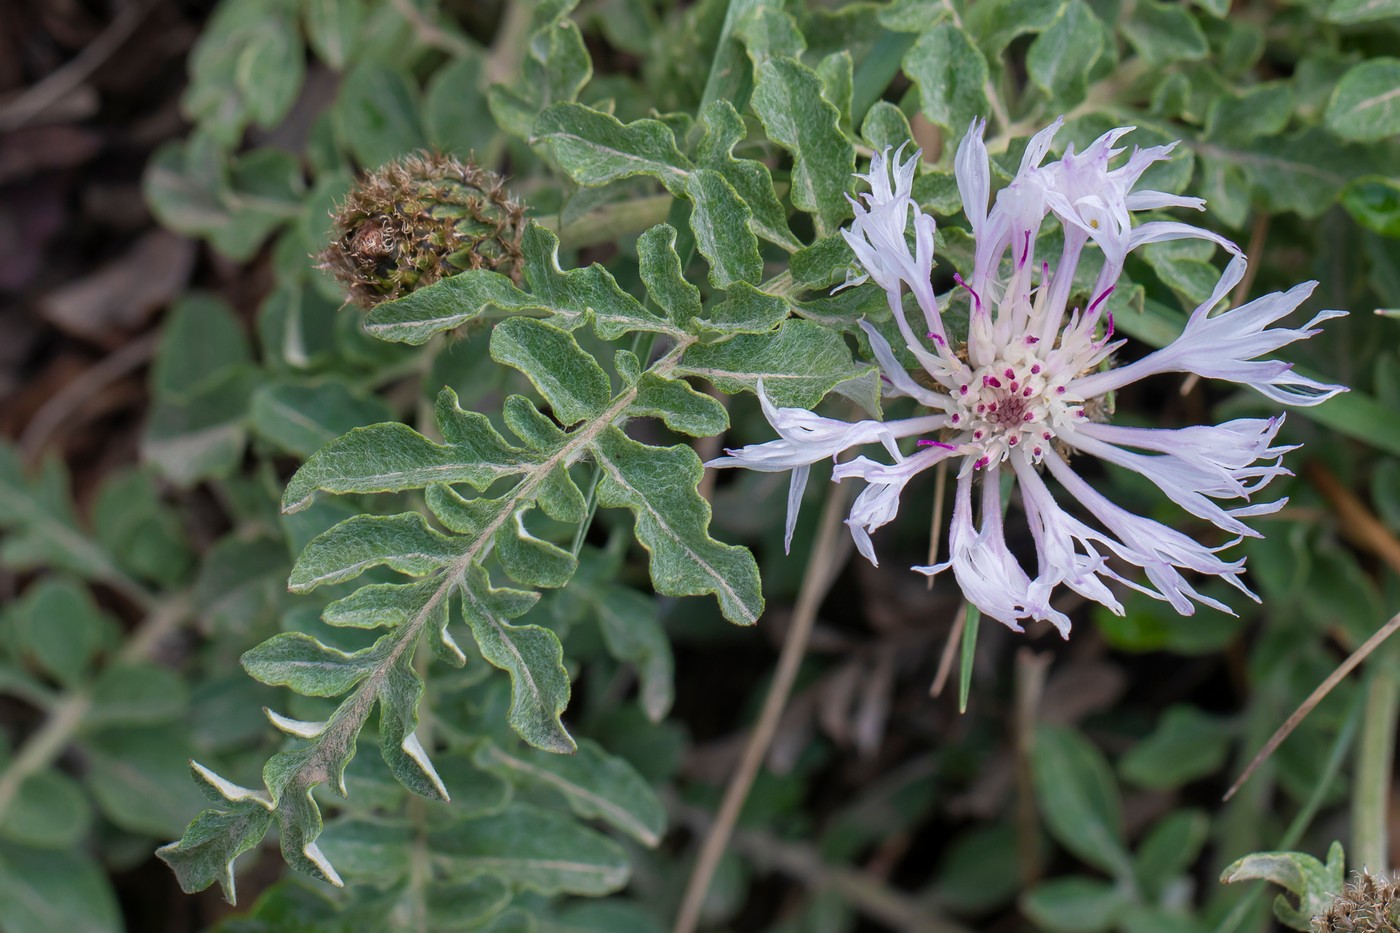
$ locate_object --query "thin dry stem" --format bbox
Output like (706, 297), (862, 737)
(669, 795), (972, 933)
(925, 459), (949, 590)
(930, 602), (967, 698)
(673, 483), (853, 933)
(1224, 610), (1400, 802)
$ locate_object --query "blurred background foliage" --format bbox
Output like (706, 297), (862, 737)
(0, 0), (1398, 930)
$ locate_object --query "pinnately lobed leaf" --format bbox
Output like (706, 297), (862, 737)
(589, 427), (763, 626)
(532, 102), (694, 195)
(750, 56), (855, 237)
(459, 565), (575, 753)
(474, 738), (666, 846)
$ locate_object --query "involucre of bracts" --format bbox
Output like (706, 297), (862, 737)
(1315, 873), (1400, 932)
(320, 151), (526, 307)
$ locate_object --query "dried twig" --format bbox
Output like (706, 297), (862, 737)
(669, 796), (972, 933)
(19, 331), (159, 465)
(673, 483), (853, 933)
(929, 602), (966, 698)
(0, 0), (155, 131)
(925, 458), (948, 590)
(1224, 610), (1400, 801)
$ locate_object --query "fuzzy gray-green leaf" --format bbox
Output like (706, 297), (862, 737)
(363, 270), (528, 345)
(533, 102), (693, 195)
(629, 372), (729, 437)
(459, 565), (575, 753)
(1325, 58), (1400, 142)
(288, 513), (467, 591)
(676, 317), (878, 410)
(241, 632), (385, 696)
(281, 392), (525, 513)
(518, 224), (678, 340)
(638, 224), (702, 326)
(904, 23), (991, 136)
(696, 282), (791, 337)
(696, 99), (802, 251)
(589, 427), (763, 626)
(475, 738), (665, 846)
(687, 168), (764, 289)
(377, 651), (450, 801)
(1220, 841), (1345, 930)
(156, 803), (275, 903)
(751, 57), (854, 236)
(490, 317), (611, 425)
(428, 804), (629, 896)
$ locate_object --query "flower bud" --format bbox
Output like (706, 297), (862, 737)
(320, 152), (525, 307)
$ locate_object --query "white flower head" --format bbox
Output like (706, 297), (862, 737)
(707, 120), (1347, 638)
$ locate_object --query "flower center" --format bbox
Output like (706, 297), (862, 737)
(951, 349), (1079, 468)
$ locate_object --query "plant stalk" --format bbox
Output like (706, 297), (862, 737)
(1352, 665), (1397, 874)
(672, 481), (852, 933)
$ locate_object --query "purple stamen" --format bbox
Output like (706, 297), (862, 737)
(954, 273), (983, 314)
(1023, 387), (1033, 397)
(917, 439), (957, 450)
(1086, 285), (1115, 319)
(959, 384), (969, 395)
(1031, 363), (1041, 374)
(1025, 335), (1040, 345)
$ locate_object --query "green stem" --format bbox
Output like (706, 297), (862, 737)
(850, 32), (915, 127)
(1352, 666), (1397, 873)
(695, 0), (769, 127)
(570, 468), (603, 558)
(1212, 690), (1363, 933)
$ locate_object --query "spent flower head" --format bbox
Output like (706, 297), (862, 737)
(708, 118), (1347, 637)
(320, 151), (525, 307)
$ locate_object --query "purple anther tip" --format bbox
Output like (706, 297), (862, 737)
(1086, 285), (1116, 318)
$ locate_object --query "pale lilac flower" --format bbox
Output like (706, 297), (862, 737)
(707, 120), (1346, 637)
